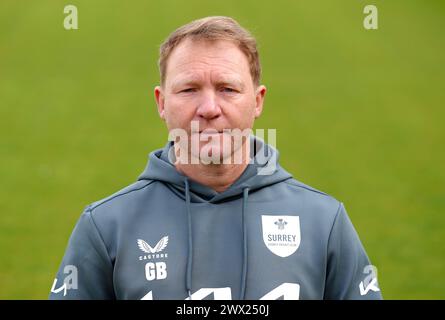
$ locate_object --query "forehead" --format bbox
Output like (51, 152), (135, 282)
(165, 38), (251, 85)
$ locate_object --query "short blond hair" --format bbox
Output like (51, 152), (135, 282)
(158, 16), (261, 86)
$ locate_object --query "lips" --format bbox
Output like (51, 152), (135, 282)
(198, 130), (223, 134)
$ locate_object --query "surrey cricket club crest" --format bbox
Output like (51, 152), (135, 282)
(262, 215), (301, 257)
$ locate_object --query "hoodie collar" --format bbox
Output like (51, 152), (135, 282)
(138, 135), (292, 203)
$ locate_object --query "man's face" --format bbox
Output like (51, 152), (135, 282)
(154, 38), (266, 164)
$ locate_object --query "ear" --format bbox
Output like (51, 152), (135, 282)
(254, 85), (266, 118)
(154, 86), (166, 120)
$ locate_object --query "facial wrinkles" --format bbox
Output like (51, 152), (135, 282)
(164, 41), (256, 134)
(170, 62), (246, 92)
(167, 41), (250, 91)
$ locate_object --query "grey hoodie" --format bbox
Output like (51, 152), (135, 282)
(49, 137), (382, 300)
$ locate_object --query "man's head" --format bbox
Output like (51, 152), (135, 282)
(154, 16), (266, 165)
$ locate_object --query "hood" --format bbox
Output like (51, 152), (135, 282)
(138, 135), (292, 202)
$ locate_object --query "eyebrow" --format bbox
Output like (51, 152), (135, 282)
(171, 78), (201, 89)
(171, 76), (245, 90)
(217, 77), (245, 89)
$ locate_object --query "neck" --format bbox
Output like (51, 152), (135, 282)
(174, 140), (251, 193)
(175, 161), (249, 193)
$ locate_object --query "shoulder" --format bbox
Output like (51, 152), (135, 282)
(82, 179), (158, 230)
(78, 179), (158, 258)
(284, 178), (332, 197)
(280, 177), (343, 220)
(86, 179), (155, 212)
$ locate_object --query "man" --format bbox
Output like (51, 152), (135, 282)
(49, 16), (382, 300)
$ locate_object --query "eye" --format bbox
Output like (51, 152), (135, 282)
(180, 88), (196, 93)
(221, 87), (237, 93)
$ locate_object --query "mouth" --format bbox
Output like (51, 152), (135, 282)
(197, 130), (224, 134)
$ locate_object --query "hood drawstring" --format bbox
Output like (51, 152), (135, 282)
(240, 187), (250, 300)
(184, 178), (193, 300)
(183, 178), (251, 301)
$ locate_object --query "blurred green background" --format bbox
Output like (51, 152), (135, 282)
(1, 0), (444, 299)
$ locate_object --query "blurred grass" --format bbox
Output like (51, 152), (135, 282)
(0, 0), (444, 299)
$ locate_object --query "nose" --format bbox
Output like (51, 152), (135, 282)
(196, 90), (222, 120)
